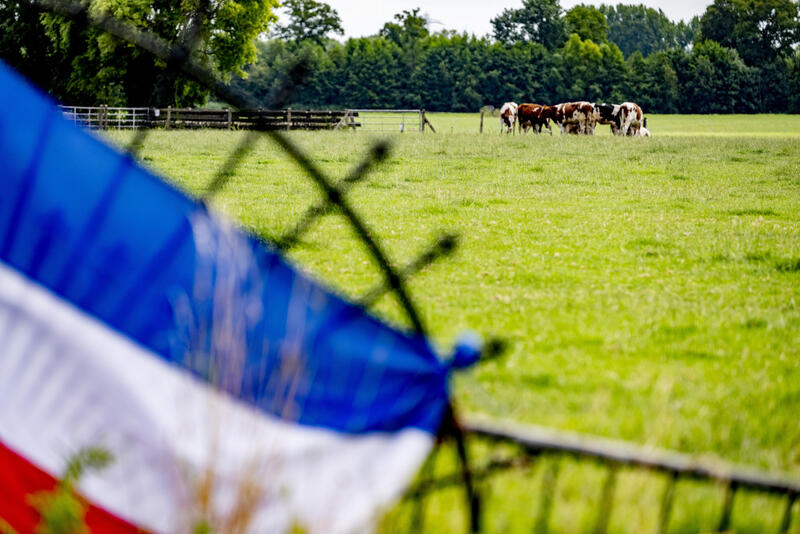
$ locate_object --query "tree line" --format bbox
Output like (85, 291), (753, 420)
(233, 0), (800, 114)
(1, 0), (799, 113)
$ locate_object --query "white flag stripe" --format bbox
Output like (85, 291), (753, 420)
(0, 262), (432, 533)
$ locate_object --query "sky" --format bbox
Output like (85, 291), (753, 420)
(314, 1), (712, 39)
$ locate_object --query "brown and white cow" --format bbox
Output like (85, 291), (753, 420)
(553, 102), (597, 135)
(517, 103), (554, 135)
(619, 102), (643, 136)
(499, 102), (518, 134)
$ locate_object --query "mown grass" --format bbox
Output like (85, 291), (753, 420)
(105, 115), (800, 532)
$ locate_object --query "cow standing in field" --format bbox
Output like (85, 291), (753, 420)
(554, 102), (597, 135)
(517, 103), (554, 135)
(596, 103), (649, 137)
(620, 102), (644, 136)
(499, 102), (518, 134)
(596, 103), (624, 135)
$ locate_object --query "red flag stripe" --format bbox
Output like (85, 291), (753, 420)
(0, 440), (146, 534)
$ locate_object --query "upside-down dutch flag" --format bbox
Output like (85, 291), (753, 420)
(0, 61), (480, 533)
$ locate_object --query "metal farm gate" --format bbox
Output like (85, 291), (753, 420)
(336, 109), (436, 133)
(59, 105), (151, 130)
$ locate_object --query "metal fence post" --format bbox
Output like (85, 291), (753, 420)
(717, 481), (738, 532)
(780, 492), (797, 534)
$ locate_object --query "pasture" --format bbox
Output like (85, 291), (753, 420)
(106, 114), (800, 532)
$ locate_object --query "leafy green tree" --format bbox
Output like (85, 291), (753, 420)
(697, 0), (739, 48)
(338, 37), (404, 108)
(491, 0), (567, 50)
(481, 41), (562, 105)
(13, 0), (277, 106)
(686, 40), (757, 113)
(599, 4), (694, 58)
(675, 17), (701, 49)
(789, 50), (800, 112)
(381, 8), (430, 48)
(628, 49), (686, 113)
(230, 39), (338, 108)
(272, 0), (344, 46)
(698, 0), (800, 65)
(565, 5), (608, 43)
(559, 33), (626, 101)
(380, 8), (431, 105)
(0, 1), (63, 94)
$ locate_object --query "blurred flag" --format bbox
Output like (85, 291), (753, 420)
(0, 61), (475, 533)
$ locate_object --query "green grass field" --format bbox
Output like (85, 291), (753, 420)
(106, 115), (800, 532)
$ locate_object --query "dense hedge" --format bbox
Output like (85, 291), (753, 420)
(230, 34), (800, 114)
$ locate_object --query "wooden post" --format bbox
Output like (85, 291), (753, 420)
(421, 109), (436, 133)
(479, 111), (484, 134)
(166, 105), (172, 130)
(227, 108), (232, 130)
(286, 108), (292, 130)
(334, 110), (347, 131)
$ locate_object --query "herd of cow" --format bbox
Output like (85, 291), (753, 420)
(499, 101), (650, 137)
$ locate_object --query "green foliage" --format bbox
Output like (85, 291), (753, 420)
(686, 40), (757, 113)
(565, 5), (608, 43)
(380, 8), (430, 81)
(599, 4), (697, 58)
(0, 518), (19, 534)
(627, 50), (680, 113)
(790, 50), (800, 112)
(1, 0), (278, 106)
(271, 0), (343, 46)
(228, 0), (800, 114)
(7, 0), (800, 113)
(0, 1), (60, 93)
(380, 8), (430, 47)
(28, 447), (114, 534)
(698, 0), (800, 65)
(491, 0), (567, 50)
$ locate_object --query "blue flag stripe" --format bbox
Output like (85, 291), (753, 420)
(0, 61), (449, 436)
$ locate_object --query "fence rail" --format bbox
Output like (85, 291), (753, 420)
(400, 419), (800, 533)
(57, 106), (437, 132)
(60, 106), (151, 130)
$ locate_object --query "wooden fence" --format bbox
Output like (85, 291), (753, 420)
(58, 106), (444, 132)
(58, 106), (440, 132)
(58, 106), (358, 131)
